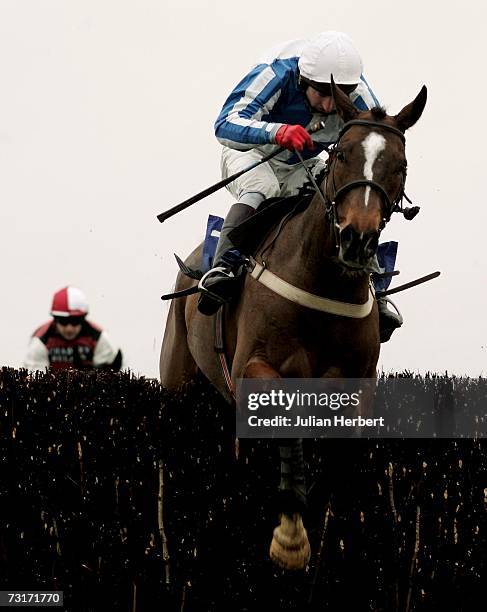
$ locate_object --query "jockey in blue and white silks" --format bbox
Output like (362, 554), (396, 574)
(211, 35), (379, 206)
(215, 40), (379, 166)
(198, 31), (402, 338)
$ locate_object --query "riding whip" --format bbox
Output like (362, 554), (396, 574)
(156, 121), (327, 223)
(375, 271), (441, 298)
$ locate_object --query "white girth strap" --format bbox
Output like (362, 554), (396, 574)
(249, 261), (375, 318)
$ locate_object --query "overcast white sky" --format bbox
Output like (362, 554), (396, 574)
(0, 0), (485, 378)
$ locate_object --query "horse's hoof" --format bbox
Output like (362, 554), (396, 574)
(269, 513), (310, 571)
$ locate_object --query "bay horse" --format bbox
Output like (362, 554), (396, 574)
(160, 81), (427, 570)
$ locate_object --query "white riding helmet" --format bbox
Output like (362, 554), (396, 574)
(298, 31), (363, 85)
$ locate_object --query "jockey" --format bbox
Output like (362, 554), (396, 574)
(24, 286), (123, 371)
(197, 31), (402, 339)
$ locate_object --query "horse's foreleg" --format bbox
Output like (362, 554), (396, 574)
(270, 511), (310, 571)
(270, 438), (310, 570)
(243, 358), (310, 571)
(278, 438), (307, 511)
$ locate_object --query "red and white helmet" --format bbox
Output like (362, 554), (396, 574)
(50, 286), (89, 317)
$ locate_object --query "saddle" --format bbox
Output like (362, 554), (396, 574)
(165, 194), (313, 290)
(228, 194), (312, 258)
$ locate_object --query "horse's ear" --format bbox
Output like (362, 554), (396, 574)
(394, 86), (427, 132)
(331, 74), (359, 122)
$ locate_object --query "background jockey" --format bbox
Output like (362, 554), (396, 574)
(197, 31), (402, 339)
(24, 286), (123, 371)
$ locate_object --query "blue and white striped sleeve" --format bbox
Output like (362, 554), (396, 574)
(214, 64), (286, 150)
(351, 75), (381, 111)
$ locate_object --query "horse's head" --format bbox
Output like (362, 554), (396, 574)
(324, 79), (427, 271)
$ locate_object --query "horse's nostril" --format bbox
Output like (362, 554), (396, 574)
(340, 227), (379, 268)
(364, 246), (376, 260)
(364, 233), (379, 256)
(340, 225), (354, 246)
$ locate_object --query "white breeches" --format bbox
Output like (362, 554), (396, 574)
(221, 147), (326, 208)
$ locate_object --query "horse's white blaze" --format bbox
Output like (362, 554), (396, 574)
(362, 132), (386, 207)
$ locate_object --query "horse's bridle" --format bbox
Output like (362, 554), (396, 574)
(324, 119), (408, 238)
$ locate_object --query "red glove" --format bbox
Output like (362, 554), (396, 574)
(275, 124), (314, 152)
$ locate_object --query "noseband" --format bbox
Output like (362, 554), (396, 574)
(325, 120), (408, 233)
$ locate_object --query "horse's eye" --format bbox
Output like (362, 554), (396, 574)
(336, 151), (346, 162)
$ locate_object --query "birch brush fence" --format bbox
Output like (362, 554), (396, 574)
(0, 367), (485, 611)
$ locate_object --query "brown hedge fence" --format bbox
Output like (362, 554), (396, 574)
(0, 367), (485, 611)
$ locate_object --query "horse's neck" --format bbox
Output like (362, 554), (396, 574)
(264, 194), (370, 303)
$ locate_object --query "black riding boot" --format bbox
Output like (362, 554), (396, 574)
(198, 202), (255, 315)
(377, 296), (403, 343)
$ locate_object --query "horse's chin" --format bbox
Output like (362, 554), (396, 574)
(332, 255), (378, 279)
